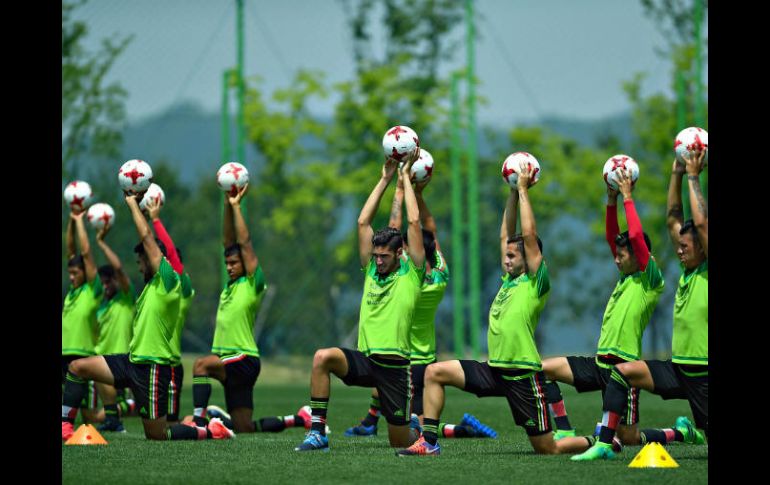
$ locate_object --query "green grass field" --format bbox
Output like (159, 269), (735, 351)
(62, 356), (707, 484)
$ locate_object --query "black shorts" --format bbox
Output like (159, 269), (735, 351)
(341, 348), (411, 426)
(646, 360), (708, 434)
(167, 364), (184, 421)
(62, 355), (98, 410)
(104, 354), (172, 420)
(461, 360), (551, 436)
(410, 361), (434, 416)
(566, 356), (640, 425)
(221, 354), (261, 412)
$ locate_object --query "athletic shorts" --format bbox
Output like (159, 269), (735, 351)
(566, 355), (640, 425)
(409, 361), (435, 416)
(460, 360), (551, 436)
(167, 364), (184, 421)
(104, 354), (172, 420)
(220, 354), (261, 412)
(341, 348), (411, 426)
(62, 355), (99, 410)
(646, 360), (708, 435)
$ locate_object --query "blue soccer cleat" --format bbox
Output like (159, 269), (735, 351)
(343, 423), (377, 437)
(460, 413), (498, 438)
(295, 430), (330, 452)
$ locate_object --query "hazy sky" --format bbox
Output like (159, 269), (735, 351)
(72, 0), (706, 127)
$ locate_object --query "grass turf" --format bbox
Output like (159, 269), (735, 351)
(62, 359), (707, 484)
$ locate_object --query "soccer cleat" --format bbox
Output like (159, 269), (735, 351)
(553, 429), (577, 440)
(207, 417), (235, 440)
(570, 442), (616, 461)
(675, 416), (705, 445)
(206, 404), (232, 422)
(459, 413), (498, 438)
(295, 430), (329, 452)
(409, 414), (422, 435)
(298, 406), (332, 435)
(396, 436), (441, 456)
(611, 436), (623, 453)
(62, 421), (74, 441)
(343, 423), (377, 437)
(97, 418), (126, 433)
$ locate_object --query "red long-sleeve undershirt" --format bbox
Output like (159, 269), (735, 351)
(152, 219), (184, 275)
(606, 204), (620, 257)
(605, 200), (650, 271)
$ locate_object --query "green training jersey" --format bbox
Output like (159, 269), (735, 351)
(672, 260), (708, 366)
(62, 278), (103, 356)
(95, 284), (135, 355)
(487, 260), (550, 370)
(211, 266), (266, 358)
(596, 257), (665, 362)
(129, 258), (181, 365)
(409, 250), (449, 365)
(358, 256), (425, 359)
(170, 273), (195, 365)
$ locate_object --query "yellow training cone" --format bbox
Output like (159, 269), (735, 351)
(64, 424), (108, 445)
(628, 442), (678, 468)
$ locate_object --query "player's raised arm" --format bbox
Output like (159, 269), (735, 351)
(388, 169), (405, 230)
(516, 161), (542, 274)
(223, 189), (236, 249)
(500, 188), (519, 272)
(666, 159), (686, 249)
(357, 157), (398, 268)
(617, 168), (650, 270)
(71, 210), (97, 282)
(66, 212), (77, 260)
(401, 150), (425, 268)
(96, 222), (131, 293)
(684, 149), (708, 257)
(146, 197), (184, 274)
(125, 193), (162, 273)
(605, 184), (620, 257)
(415, 178), (440, 251)
(229, 183), (258, 276)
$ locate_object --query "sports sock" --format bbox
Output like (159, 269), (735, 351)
(62, 372), (87, 424)
(545, 381), (572, 430)
(361, 396), (381, 427)
(104, 404), (119, 422)
(310, 397), (329, 436)
(167, 423), (209, 440)
(440, 423), (475, 438)
(192, 375), (211, 424)
(597, 368), (631, 445)
(422, 418), (439, 445)
(255, 417), (286, 432)
(640, 428), (683, 444)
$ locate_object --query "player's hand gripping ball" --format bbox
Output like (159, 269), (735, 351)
(501, 152), (541, 189)
(63, 180), (94, 211)
(118, 159), (153, 194)
(675, 127), (708, 166)
(382, 125), (419, 163)
(602, 154), (639, 190)
(139, 183), (165, 211)
(217, 162), (249, 196)
(410, 149), (434, 183)
(86, 203), (115, 230)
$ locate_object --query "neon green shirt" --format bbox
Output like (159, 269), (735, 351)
(170, 273), (194, 366)
(62, 278), (103, 356)
(487, 260), (550, 370)
(95, 284), (135, 355)
(211, 266), (266, 358)
(596, 258), (665, 362)
(129, 258), (181, 365)
(358, 256), (425, 359)
(672, 260), (708, 366)
(409, 250), (449, 365)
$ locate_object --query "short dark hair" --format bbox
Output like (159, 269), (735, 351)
(507, 234), (543, 254)
(224, 243), (241, 258)
(134, 238), (168, 257)
(615, 231), (652, 254)
(67, 254), (84, 270)
(679, 219), (699, 238)
(404, 228), (437, 266)
(372, 227), (403, 252)
(98, 265), (116, 280)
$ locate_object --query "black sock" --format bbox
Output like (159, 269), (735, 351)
(104, 404), (119, 422)
(192, 375), (211, 418)
(598, 368), (631, 445)
(361, 396), (381, 427)
(440, 423), (475, 438)
(310, 397), (329, 435)
(167, 424), (204, 440)
(545, 381), (572, 430)
(640, 428), (683, 444)
(62, 372), (87, 424)
(256, 417), (286, 432)
(422, 418), (439, 445)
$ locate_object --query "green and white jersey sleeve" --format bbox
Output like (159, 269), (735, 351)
(358, 256), (425, 359)
(211, 266), (266, 358)
(409, 250), (449, 365)
(129, 258), (181, 365)
(170, 273), (195, 365)
(487, 260), (550, 370)
(62, 278), (103, 356)
(596, 257), (665, 362)
(95, 284), (135, 355)
(672, 260), (708, 366)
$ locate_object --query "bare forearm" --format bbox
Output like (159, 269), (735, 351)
(128, 202), (152, 242)
(66, 218), (76, 258)
(74, 217), (91, 256)
(517, 188), (537, 237)
(667, 173), (684, 226)
(503, 190), (518, 239)
(358, 177), (390, 226)
(416, 193), (437, 235)
(232, 205), (251, 246)
(687, 175), (708, 222)
(223, 200), (235, 247)
(97, 240), (122, 271)
(389, 188), (404, 229)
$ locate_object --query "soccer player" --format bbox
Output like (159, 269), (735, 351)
(571, 149), (708, 461)
(294, 151), (425, 452)
(344, 168), (496, 440)
(62, 192), (232, 441)
(397, 161), (601, 456)
(92, 221), (136, 433)
(541, 167), (664, 445)
(62, 208), (102, 425)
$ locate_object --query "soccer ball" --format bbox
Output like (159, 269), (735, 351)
(118, 159), (153, 193)
(63, 180), (94, 211)
(501, 152), (541, 189)
(411, 149), (434, 183)
(139, 183), (165, 211)
(86, 203), (115, 230)
(382, 125), (419, 162)
(217, 162), (249, 196)
(602, 154), (640, 190)
(675, 127), (708, 166)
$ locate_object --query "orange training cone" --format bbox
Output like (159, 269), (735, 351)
(628, 442), (678, 468)
(64, 424), (108, 445)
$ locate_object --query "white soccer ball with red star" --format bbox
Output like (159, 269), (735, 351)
(602, 154), (640, 190)
(217, 162), (249, 196)
(139, 183), (165, 211)
(501, 152), (541, 189)
(382, 125), (419, 162)
(63, 180), (94, 211)
(118, 159), (153, 193)
(675, 127), (708, 166)
(86, 203), (115, 230)
(410, 149), (435, 183)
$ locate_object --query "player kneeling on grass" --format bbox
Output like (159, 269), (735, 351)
(397, 162), (612, 457)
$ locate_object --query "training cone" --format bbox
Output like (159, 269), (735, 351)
(628, 442), (678, 468)
(64, 424), (108, 445)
